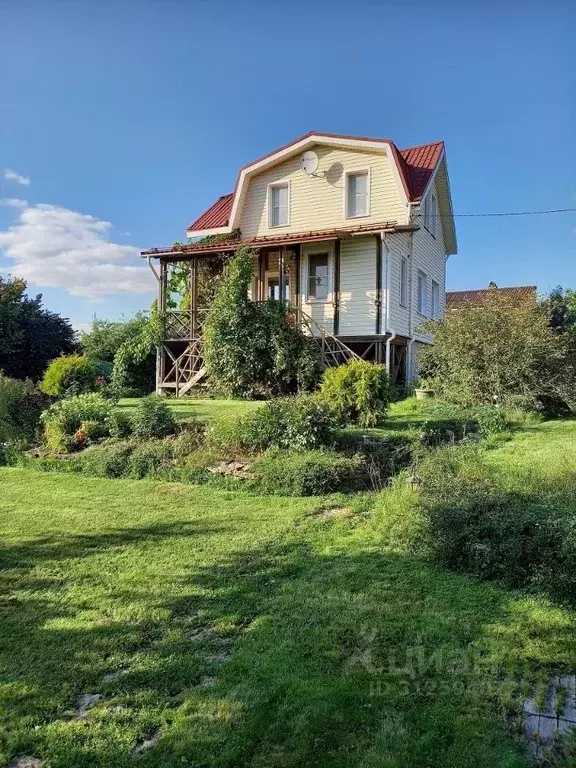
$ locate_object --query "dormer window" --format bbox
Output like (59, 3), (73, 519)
(424, 192), (437, 235)
(345, 170), (370, 218)
(268, 182), (289, 227)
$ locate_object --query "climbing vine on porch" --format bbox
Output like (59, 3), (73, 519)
(203, 246), (321, 397)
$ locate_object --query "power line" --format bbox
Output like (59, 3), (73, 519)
(419, 207), (576, 219)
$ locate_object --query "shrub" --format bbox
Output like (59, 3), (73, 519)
(75, 440), (134, 478)
(319, 360), (392, 427)
(203, 247), (322, 397)
(253, 448), (363, 495)
(472, 405), (508, 436)
(127, 439), (176, 479)
(0, 374), (50, 444)
(40, 355), (96, 397)
(129, 395), (176, 439)
(417, 447), (576, 598)
(107, 408), (133, 438)
(419, 289), (576, 412)
(40, 393), (113, 451)
(334, 432), (414, 490)
(210, 395), (337, 453)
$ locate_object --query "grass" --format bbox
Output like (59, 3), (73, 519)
(2, 414), (576, 766)
(118, 397), (261, 426)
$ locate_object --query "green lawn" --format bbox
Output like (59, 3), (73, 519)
(119, 397), (261, 425)
(1, 419), (576, 766)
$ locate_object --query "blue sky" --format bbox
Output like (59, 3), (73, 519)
(1, 0), (574, 330)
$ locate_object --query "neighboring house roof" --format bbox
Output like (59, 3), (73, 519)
(446, 283), (537, 309)
(187, 132), (446, 234)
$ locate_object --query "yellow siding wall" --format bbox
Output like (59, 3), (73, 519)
(338, 237), (377, 336)
(239, 146), (407, 239)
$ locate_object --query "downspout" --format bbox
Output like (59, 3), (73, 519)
(380, 231), (396, 375)
(406, 228), (415, 381)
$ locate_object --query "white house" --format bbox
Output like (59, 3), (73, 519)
(143, 131), (457, 394)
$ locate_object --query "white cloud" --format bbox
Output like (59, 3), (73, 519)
(0, 198), (28, 208)
(3, 168), (30, 186)
(0, 203), (154, 300)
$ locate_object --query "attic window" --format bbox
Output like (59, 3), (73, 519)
(424, 192), (437, 235)
(268, 182), (289, 228)
(345, 170), (370, 218)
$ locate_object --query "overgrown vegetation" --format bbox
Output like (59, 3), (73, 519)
(210, 394), (337, 452)
(40, 354), (97, 396)
(203, 246), (321, 397)
(40, 392), (114, 451)
(319, 359), (392, 427)
(0, 276), (76, 380)
(0, 374), (50, 444)
(418, 444), (576, 603)
(420, 288), (576, 413)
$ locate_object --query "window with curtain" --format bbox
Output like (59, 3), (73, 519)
(307, 253), (330, 300)
(346, 171), (369, 217)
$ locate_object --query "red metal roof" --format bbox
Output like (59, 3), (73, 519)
(185, 134), (446, 233)
(143, 221), (411, 259)
(187, 193), (233, 232)
(399, 141), (445, 201)
(446, 285), (537, 308)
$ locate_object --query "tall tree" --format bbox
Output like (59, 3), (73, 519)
(0, 276), (76, 380)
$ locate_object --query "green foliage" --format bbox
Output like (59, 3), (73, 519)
(40, 354), (96, 397)
(0, 374), (50, 444)
(129, 395), (176, 439)
(80, 314), (151, 363)
(418, 446), (576, 600)
(319, 360), (392, 427)
(210, 395), (337, 452)
(418, 402), (508, 445)
(420, 290), (576, 413)
(203, 247), (321, 397)
(106, 408), (133, 438)
(40, 393), (113, 451)
(253, 447), (363, 495)
(0, 276), (76, 380)
(110, 308), (162, 397)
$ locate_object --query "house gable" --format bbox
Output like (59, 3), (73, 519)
(238, 142), (409, 240)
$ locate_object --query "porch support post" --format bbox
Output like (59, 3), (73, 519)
(278, 247), (285, 303)
(190, 257), (198, 338)
(375, 234), (383, 335)
(294, 243), (301, 313)
(333, 238), (341, 336)
(157, 259), (168, 394)
(258, 249), (266, 300)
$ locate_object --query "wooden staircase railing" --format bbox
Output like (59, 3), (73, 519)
(157, 303), (359, 395)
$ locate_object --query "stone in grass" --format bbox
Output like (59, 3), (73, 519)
(132, 730), (161, 755)
(198, 676), (216, 687)
(313, 506), (351, 520)
(7, 758), (44, 768)
(101, 668), (130, 683)
(76, 693), (103, 719)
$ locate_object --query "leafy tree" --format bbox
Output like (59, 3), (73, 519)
(80, 314), (150, 363)
(203, 247), (321, 397)
(0, 276), (76, 380)
(110, 307), (162, 397)
(420, 290), (575, 413)
(541, 286), (576, 334)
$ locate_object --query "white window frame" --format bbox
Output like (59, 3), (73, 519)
(417, 270), (428, 316)
(423, 191), (437, 236)
(344, 168), (371, 219)
(304, 248), (333, 303)
(400, 257), (408, 307)
(267, 181), (290, 228)
(431, 280), (440, 319)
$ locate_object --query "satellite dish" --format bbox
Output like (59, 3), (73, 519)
(300, 151), (319, 175)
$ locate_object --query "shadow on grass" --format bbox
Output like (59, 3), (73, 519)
(2, 519), (573, 767)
